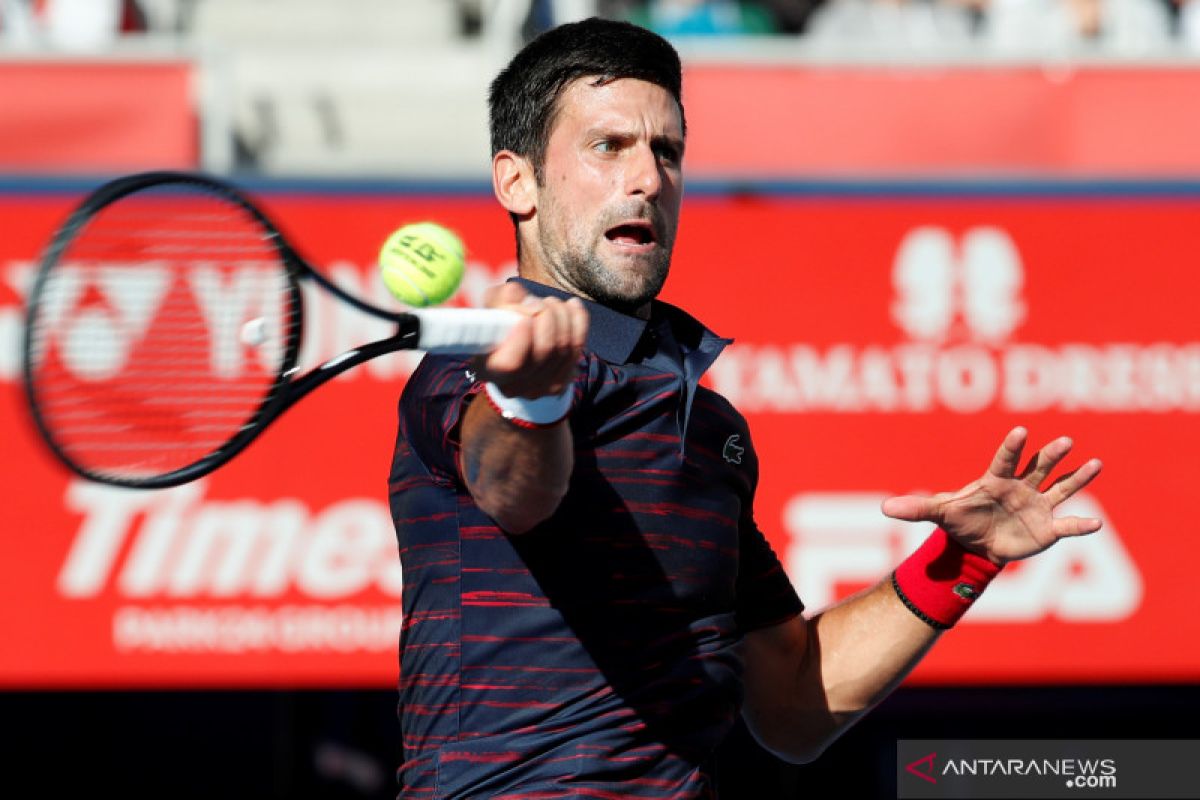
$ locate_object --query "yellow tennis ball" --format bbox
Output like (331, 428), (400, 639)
(379, 222), (466, 307)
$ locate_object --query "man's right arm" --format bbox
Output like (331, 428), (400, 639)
(459, 283), (589, 534)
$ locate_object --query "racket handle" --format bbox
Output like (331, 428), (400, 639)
(412, 308), (522, 354)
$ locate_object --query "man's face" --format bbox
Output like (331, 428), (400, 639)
(526, 77), (684, 315)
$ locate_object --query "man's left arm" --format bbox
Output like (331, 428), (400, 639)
(741, 427), (1103, 763)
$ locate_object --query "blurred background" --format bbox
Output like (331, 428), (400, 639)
(2, 1), (1199, 797)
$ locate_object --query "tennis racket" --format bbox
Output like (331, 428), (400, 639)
(22, 171), (517, 489)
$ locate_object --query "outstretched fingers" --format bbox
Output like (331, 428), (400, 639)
(987, 426), (1028, 479)
(1018, 435), (1074, 487)
(1052, 515), (1104, 538)
(1043, 458), (1103, 507)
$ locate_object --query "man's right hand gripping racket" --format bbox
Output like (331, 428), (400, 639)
(21, 171), (517, 489)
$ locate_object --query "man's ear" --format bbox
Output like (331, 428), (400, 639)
(492, 150), (535, 217)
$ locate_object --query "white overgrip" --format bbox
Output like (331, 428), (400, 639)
(412, 308), (521, 354)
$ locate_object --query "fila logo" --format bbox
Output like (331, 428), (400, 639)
(892, 226), (1026, 344)
(784, 492), (1142, 621)
(722, 434), (744, 464)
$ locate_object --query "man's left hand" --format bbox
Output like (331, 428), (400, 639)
(880, 427), (1103, 567)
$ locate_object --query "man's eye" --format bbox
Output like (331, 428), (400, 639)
(657, 145), (680, 164)
(594, 140), (617, 153)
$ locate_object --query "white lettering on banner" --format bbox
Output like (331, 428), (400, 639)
(58, 481), (403, 601)
(111, 604), (403, 653)
(783, 491), (1142, 621)
(58, 482), (160, 597)
(189, 263), (287, 376)
(17, 263), (172, 380)
(893, 227), (1025, 344)
(163, 495), (308, 597)
(708, 226), (1200, 413)
(711, 343), (1200, 413)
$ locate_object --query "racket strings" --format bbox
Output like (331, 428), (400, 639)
(27, 186), (299, 481)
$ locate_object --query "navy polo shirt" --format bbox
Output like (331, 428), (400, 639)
(389, 278), (803, 799)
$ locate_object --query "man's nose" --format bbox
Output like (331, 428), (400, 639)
(626, 143), (663, 201)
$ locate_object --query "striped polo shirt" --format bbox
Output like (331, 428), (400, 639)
(389, 278), (803, 799)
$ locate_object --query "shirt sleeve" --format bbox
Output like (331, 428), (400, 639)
(736, 509), (805, 632)
(397, 354), (480, 485)
(733, 425), (804, 631)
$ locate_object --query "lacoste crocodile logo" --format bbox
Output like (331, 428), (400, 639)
(723, 435), (744, 465)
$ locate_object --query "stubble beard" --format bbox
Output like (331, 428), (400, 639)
(539, 208), (675, 315)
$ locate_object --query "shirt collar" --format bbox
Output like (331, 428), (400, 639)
(509, 277), (728, 365)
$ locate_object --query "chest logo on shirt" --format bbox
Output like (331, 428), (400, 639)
(722, 434), (744, 465)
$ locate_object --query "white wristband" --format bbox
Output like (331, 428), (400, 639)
(484, 381), (574, 428)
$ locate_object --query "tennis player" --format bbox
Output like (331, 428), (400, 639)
(388, 18), (1102, 799)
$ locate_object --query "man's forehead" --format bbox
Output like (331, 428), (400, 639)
(554, 76), (684, 134)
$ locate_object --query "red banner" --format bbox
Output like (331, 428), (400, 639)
(0, 185), (1192, 687)
(684, 65), (1200, 176)
(4, 62), (1199, 176)
(0, 61), (196, 172)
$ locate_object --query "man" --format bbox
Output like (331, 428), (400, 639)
(389, 18), (1102, 799)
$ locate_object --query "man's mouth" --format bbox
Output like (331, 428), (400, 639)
(604, 221), (657, 247)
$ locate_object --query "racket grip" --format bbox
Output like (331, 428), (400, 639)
(412, 308), (522, 354)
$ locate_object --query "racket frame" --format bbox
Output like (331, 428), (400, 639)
(22, 171), (428, 489)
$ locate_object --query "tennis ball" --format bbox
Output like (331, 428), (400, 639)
(379, 222), (466, 307)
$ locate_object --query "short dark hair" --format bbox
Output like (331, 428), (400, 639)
(488, 17), (686, 181)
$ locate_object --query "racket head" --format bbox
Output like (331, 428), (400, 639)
(22, 171), (305, 488)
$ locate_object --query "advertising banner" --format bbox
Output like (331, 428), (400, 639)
(0, 61), (196, 172)
(683, 66), (1200, 176)
(0, 184), (1191, 686)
